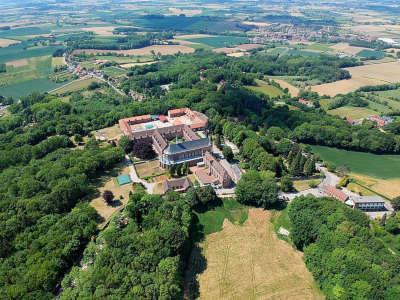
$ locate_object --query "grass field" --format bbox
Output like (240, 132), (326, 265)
(73, 45), (194, 56)
(195, 198), (248, 235)
(246, 79), (284, 98)
(310, 145), (400, 179)
(185, 209), (323, 299)
(328, 106), (378, 119)
(50, 77), (101, 95)
(305, 43), (333, 52)
(0, 78), (63, 98)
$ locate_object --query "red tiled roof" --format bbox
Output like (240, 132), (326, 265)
(323, 185), (348, 202)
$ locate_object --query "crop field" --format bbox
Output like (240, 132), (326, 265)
(305, 43), (333, 52)
(350, 174), (400, 199)
(246, 79), (284, 98)
(310, 145), (400, 179)
(0, 44), (64, 64)
(328, 106), (378, 119)
(0, 26), (51, 39)
(0, 55), (65, 97)
(0, 38), (19, 47)
(0, 78), (63, 98)
(50, 77), (101, 95)
(183, 35), (249, 48)
(357, 49), (385, 60)
(330, 42), (369, 56)
(185, 209), (323, 299)
(103, 66), (127, 78)
(312, 61), (400, 96)
(81, 26), (116, 36)
(73, 44), (194, 56)
(51, 56), (66, 67)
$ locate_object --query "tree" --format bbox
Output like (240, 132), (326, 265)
(290, 150), (304, 177)
(214, 134), (222, 149)
(392, 197), (400, 211)
(236, 170), (279, 208)
(303, 156), (316, 176)
(132, 139), (155, 159)
(280, 175), (294, 192)
(119, 136), (133, 154)
(222, 146), (234, 162)
(103, 190), (114, 205)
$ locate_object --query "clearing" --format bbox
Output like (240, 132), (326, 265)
(311, 61), (400, 96)
(350, 174), (400, 199)
(185, 208), (323, 299)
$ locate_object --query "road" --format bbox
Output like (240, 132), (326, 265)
(125, 155), (155, 194)
(279, 164), (339, 201)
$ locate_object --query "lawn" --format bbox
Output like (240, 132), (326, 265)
(310, 145), (400, 179)
(328, 106), (377, 119)
(195, 198), (248, 235)
(246, 79), (284, 98)
(135, 160), (166, 179)
(293, 178), (322, 191)
(183, 35), (249, 48)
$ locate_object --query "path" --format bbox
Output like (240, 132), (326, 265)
(125, 155), (155, 194)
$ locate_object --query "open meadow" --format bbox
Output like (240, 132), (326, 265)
(185, 209), (323, 299)
(328, 106), (378, 119)
(268, 77), (300, 96)
(311, 61), (400, 96)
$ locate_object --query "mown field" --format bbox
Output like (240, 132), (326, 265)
(0, 78), (63, 98)
(185, 209), (323, 299)
(310, 145), (400, 179)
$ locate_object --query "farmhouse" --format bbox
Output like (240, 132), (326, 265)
(119, 108), (211, 167)
(346, 196), (386, 211)
(367, 115), (394, 128)
(298, 98), (314, 108)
